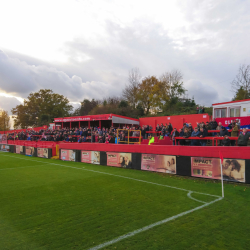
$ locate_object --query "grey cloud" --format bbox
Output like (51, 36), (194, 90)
(0, 50), (119, 103)
(185, 80), (220, 106)
(0, 96), (22, 114)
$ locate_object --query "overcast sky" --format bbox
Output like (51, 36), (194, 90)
(0, 0), (250, 114)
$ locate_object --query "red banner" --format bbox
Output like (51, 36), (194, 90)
(216, 116), (250, 128)
(54, 114), (112, 122)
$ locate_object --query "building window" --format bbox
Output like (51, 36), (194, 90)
(214, 108), (227, 118)
(229, 107), (240, 117)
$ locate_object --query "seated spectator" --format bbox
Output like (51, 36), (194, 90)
(238, 128), (250, 146)
(68, 135), (74, 142)
(219, 126), (229, 137)
(188, 123), (193, 133)
(27, 134), (31, 141)
(148, 135), (154, 145)
(182, 128), (191, 145)
(78, 136), (84, 143)
(155, 124), (161, 132)
(179, 128), (184, 137)
(159, 131), (164, 140)
(199, 127), (208, 146)
(221, 135), (230, 146)
(191, 127), (200, 146)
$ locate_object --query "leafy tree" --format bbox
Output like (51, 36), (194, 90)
(11, 89), (73, 128)
(0, 110), (10, 131)
(137, 76), (162, 114)
(74, 99), (99, 116)
(232, 86), (250, 101)
(118, 100), (129, 108)
(89, 97), (142, 118)
(231, 64), (250, 100)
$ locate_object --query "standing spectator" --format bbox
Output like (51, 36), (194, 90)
(231, 122), (238, 146)
(210, 119), (218, 136)
(238, 128), (250, 146)
(196, 106), (199, 114)
(205, 121), (212, 131)
(235, 119), (241, 129)
(228, 119), (235, 130)
(168, 122), (173, 135)
(216, 122), (222, 136)
(171, 128), (179, 145)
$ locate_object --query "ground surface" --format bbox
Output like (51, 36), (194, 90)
(0, 152), (249, 250)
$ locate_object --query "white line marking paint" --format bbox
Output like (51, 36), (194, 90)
(0, 164), (48, 170)
(187, 191), (207, 204)
(89, 196), (223, 250)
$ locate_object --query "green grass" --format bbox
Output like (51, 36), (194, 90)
(0, 152), (249, 250)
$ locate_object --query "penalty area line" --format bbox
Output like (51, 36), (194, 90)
(89, 196), (223, 250)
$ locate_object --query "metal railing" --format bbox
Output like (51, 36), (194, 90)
(116, 129), (142, 144)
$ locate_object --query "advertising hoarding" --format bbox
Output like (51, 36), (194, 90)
(60, 149), (75, 161)
(25, 146), (35, 156)
(141, 154), (176, 174)
(81, 151), (100, 164)
(0, 134), (7, 144)
(16, 145), (23, 154)
(106, 152), (132, 168)
(191, 157), (245, 183)
(0, 144), (10, 152)
(37, 148), (49, 158)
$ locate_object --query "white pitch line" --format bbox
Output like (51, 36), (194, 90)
(0, 164), (48, 170)
(89, 196), (223, 250)
(187, 191), (207, 204)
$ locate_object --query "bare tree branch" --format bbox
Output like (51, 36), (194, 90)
(122, 68), (141, 108)
(231, 64), (250, 99)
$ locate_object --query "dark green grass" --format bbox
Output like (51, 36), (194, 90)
(0, 152), (249, 250)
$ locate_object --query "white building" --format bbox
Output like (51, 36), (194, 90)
(212, 99), (250, 118)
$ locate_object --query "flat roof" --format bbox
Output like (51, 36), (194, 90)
(54, 113), (139, 123)
(212, 98), (250, 106)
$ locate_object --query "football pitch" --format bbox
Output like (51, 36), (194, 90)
(0, 152), (249, 250)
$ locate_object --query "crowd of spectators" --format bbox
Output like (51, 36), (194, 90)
(171, 118), (250, 146)
(6, 126), (144, 144)
(6, 118), (250, 146)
